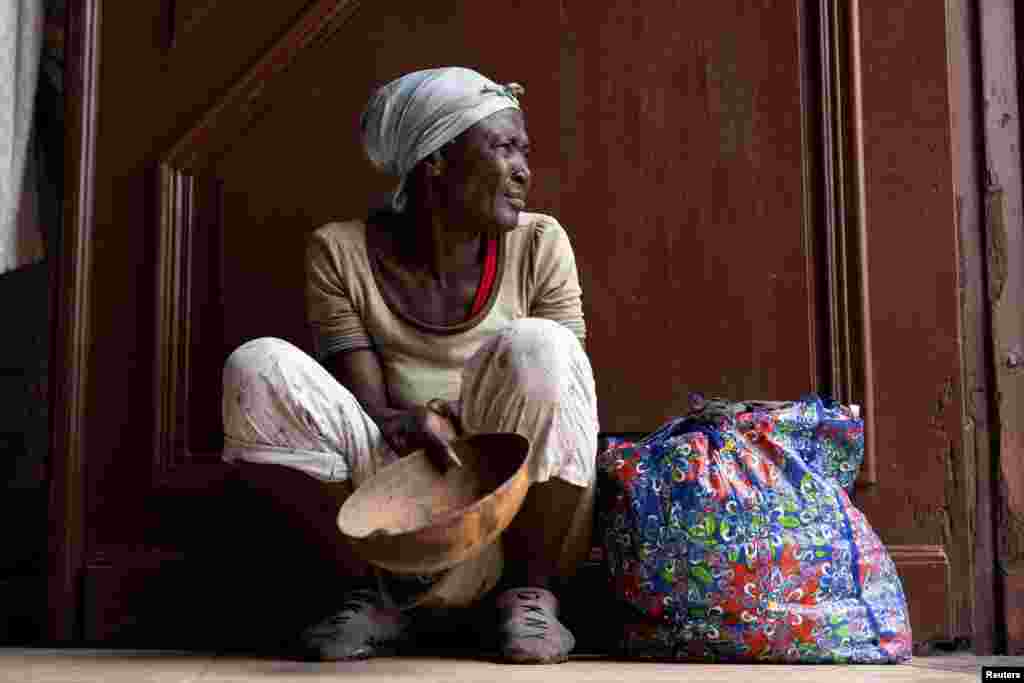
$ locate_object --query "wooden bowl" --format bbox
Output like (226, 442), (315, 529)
(336, 433), (531, 575)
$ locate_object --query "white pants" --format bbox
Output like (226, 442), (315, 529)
(220, 318), (599, 607)
(222, 318), (598, 490)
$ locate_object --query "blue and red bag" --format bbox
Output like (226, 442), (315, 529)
(596, 394), (912, 663)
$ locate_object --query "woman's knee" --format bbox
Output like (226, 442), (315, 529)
(222, 336), (331, 424)
(224, 337), (297, 378)
(497, 319), (590, 401)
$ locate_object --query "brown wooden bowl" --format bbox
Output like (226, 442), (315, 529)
(336, 432), (531, 575)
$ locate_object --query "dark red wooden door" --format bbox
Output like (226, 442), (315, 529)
(77, 0), (965, 649)
(208, 1), (820, 432)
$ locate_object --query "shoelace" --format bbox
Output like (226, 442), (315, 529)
(325, 590), (380, 627)
(515, 592), (550, 640)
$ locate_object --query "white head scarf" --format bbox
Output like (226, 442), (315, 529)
(360, 67), (524, 212)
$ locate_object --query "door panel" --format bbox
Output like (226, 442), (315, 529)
(211, 0), (819, 436)
(565, 1), (818, 430)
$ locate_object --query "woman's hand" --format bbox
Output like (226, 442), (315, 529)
(325, 349), (463, 470)
(426, 398), (463, 435)
(378, 404), (461, 471)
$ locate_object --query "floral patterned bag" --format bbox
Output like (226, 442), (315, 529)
(596, 394), (912, 663)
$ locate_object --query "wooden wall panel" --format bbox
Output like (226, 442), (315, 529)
(145, 0), (952, 647)
(891, 545), (952, 647)
(71, 0), (971, 649)
(854, 1), (963, 645)
(128, 0), (832, 646)
(562, 0), (819, 431)
(213, 0), (820, 436)
(84, 0), (310, 545)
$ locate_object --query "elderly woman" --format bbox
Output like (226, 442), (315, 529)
(220, 67), (598, 664)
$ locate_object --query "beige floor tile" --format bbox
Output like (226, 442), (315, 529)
(4, 650), (1022, 683)
(0, 649), (215, 683)
(196, 655), (977, 683)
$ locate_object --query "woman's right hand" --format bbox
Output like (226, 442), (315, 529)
(377, 405), (459, 472)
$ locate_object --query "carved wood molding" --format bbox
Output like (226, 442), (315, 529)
(809, 0), (876, 485)
(47, 0), (101, 642)
(154, 0), (362, 483)
(164, 0), (362, 173)
(889, 544), (952, 644)
(844, 0), (876, 485)
(890, 544), (952, 566)
(154, 166), (195, 477)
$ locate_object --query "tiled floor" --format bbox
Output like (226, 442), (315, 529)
(2, 650), (1021, 683)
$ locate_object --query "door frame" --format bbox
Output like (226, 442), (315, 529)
(46, 0), (101, 643)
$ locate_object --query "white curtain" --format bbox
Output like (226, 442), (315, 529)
(0, 0), (45, 275)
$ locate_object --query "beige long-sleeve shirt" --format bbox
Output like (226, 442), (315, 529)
(305, 211), (586, 409)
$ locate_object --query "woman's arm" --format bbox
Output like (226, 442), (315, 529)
(528, 216), (588, 350)
(325, 348), (400, 424)
(307, 229), (458, 469)
(325, 348), (458, 469)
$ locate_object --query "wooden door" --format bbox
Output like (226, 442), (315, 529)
(166, 0), (825, 463)
(73, 0), (966, 650)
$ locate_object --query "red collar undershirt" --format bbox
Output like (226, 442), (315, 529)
(469, 238), (498, 317)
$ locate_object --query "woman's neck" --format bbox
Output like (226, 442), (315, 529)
(395, 206), (486, 286)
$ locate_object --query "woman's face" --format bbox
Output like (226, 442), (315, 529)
(438, 108), (531, 234)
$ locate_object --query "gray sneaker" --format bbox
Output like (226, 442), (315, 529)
(495, 587), (576, 664)
(299, 588), (411, 661)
